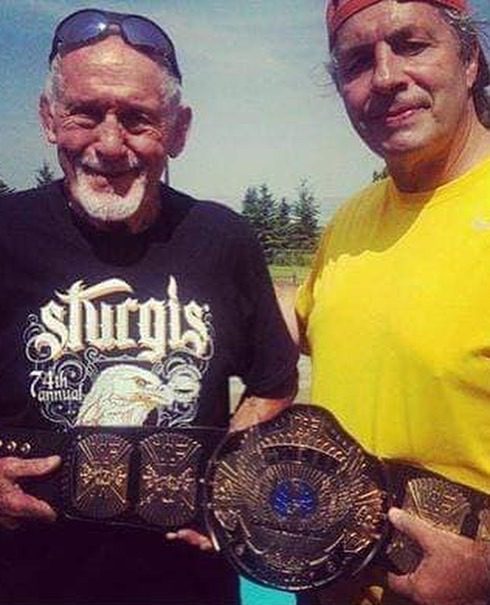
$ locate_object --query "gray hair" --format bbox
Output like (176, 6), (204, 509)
(439, 7), (490, 127)
(44, 49), (183, 121)
(328, 5), (490, 128)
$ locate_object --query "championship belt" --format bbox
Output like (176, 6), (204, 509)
(0, 426), (224, 532)
(205, 404), (490, 592)
(3, 406), (489, 592)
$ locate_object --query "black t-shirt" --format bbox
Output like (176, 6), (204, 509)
(0, 182), (298, 604)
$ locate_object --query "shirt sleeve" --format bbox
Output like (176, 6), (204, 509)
(295, 223), (334, 354)
(233, 221), (299, 398)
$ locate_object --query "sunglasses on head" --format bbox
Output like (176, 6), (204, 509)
(49, 9), (182, 83)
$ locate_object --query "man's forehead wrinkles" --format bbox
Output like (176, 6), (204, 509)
(336, 25), (400, 54)
(60, 94), (161, 115)
(344, 25), (433, 47)
(63, 59), (147, 81)
(335, 12), (439, 54)
(58, 61), (164, 105)
(60, 37), (162, 78)
(336, 40), (371, 59)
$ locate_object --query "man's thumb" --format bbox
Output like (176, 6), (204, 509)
(388, 507), (437, 551)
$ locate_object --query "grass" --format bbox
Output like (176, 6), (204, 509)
(268, 264), (311, 284)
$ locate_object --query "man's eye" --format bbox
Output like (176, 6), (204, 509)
(121, 113), (153, 132)
(339, 54), (372, 79)
(70, 109), (102, 128)
(74, 115), (98, 127)
(393, 39), (430, 56)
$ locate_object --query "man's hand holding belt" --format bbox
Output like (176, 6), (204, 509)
(388, 507), (490, 605)
(0, 455), (60, 529)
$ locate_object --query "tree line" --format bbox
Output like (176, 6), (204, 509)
(0, 163), (321, 264)
(241, 180), (320, 265)
(0, 161), (55, 195)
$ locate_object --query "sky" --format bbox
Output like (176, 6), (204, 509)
(1, 0), (489, 219)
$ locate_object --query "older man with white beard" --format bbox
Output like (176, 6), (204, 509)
(0, 9), (297, 605)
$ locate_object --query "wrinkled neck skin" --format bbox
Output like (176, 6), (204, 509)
(387, 105), (490, 192)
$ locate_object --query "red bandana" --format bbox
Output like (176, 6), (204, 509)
(327, 0), (468, 39)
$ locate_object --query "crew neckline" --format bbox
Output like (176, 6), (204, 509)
(387, 154), (490, 209)
(45, 180), (173, 246)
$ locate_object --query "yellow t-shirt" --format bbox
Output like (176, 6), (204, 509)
(297, 159), (490, 604)
(297, 156), (490, 494)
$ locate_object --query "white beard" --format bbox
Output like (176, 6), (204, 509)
(72, 160), (147, 223)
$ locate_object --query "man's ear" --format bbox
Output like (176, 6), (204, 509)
(465, 43), (481, 91)
(39, 94), (57, 144)
(168, 106), (192, 158)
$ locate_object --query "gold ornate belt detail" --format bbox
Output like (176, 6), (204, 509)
(2, 408), (489, 593)
(205, 405), (490, 592)
(0, 426), (225, 532)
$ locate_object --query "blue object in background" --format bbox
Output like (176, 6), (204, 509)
(240, 577), (296, 605)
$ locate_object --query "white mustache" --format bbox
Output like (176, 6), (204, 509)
(79, 154), (142, 175)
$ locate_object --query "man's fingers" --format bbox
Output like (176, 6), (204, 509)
(388, 507), (437, 552)
(15, 493), (57, 521)
(0, 488), (57, 523)
(0, 456), (60, 526)
(387, 569), (415, 598)
(166, 528), (214, 551)
(1, 455), (61, 480)
(0, 494), (57, 529)
(229, 397), (291, 433)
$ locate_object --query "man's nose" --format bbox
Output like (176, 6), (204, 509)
(94, 115), (127, 158)
(371, 43), (405, 93)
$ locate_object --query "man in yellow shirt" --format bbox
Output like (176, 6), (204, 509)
(296, 0), (490, 603)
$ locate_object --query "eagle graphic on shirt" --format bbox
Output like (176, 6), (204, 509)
(24, 277), (214, 428)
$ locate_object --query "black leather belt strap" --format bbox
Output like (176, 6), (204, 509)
(382, 462), (490, 573)
(0, 426), (225, 533)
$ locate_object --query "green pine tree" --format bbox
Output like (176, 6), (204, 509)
(256, 184), (278, 261)
(290, 179), (319, 252)
(276, 197), (291, 235)
(35, 160), (56, 187)
(372, 166), (389, 182)
(241, 186), (261, 225)
(271, 197), (294, 264)
(0, 176), (14, 196)
(241, 184), (278, 262)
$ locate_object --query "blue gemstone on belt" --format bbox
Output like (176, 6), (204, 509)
(270, 479), (317, 518)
